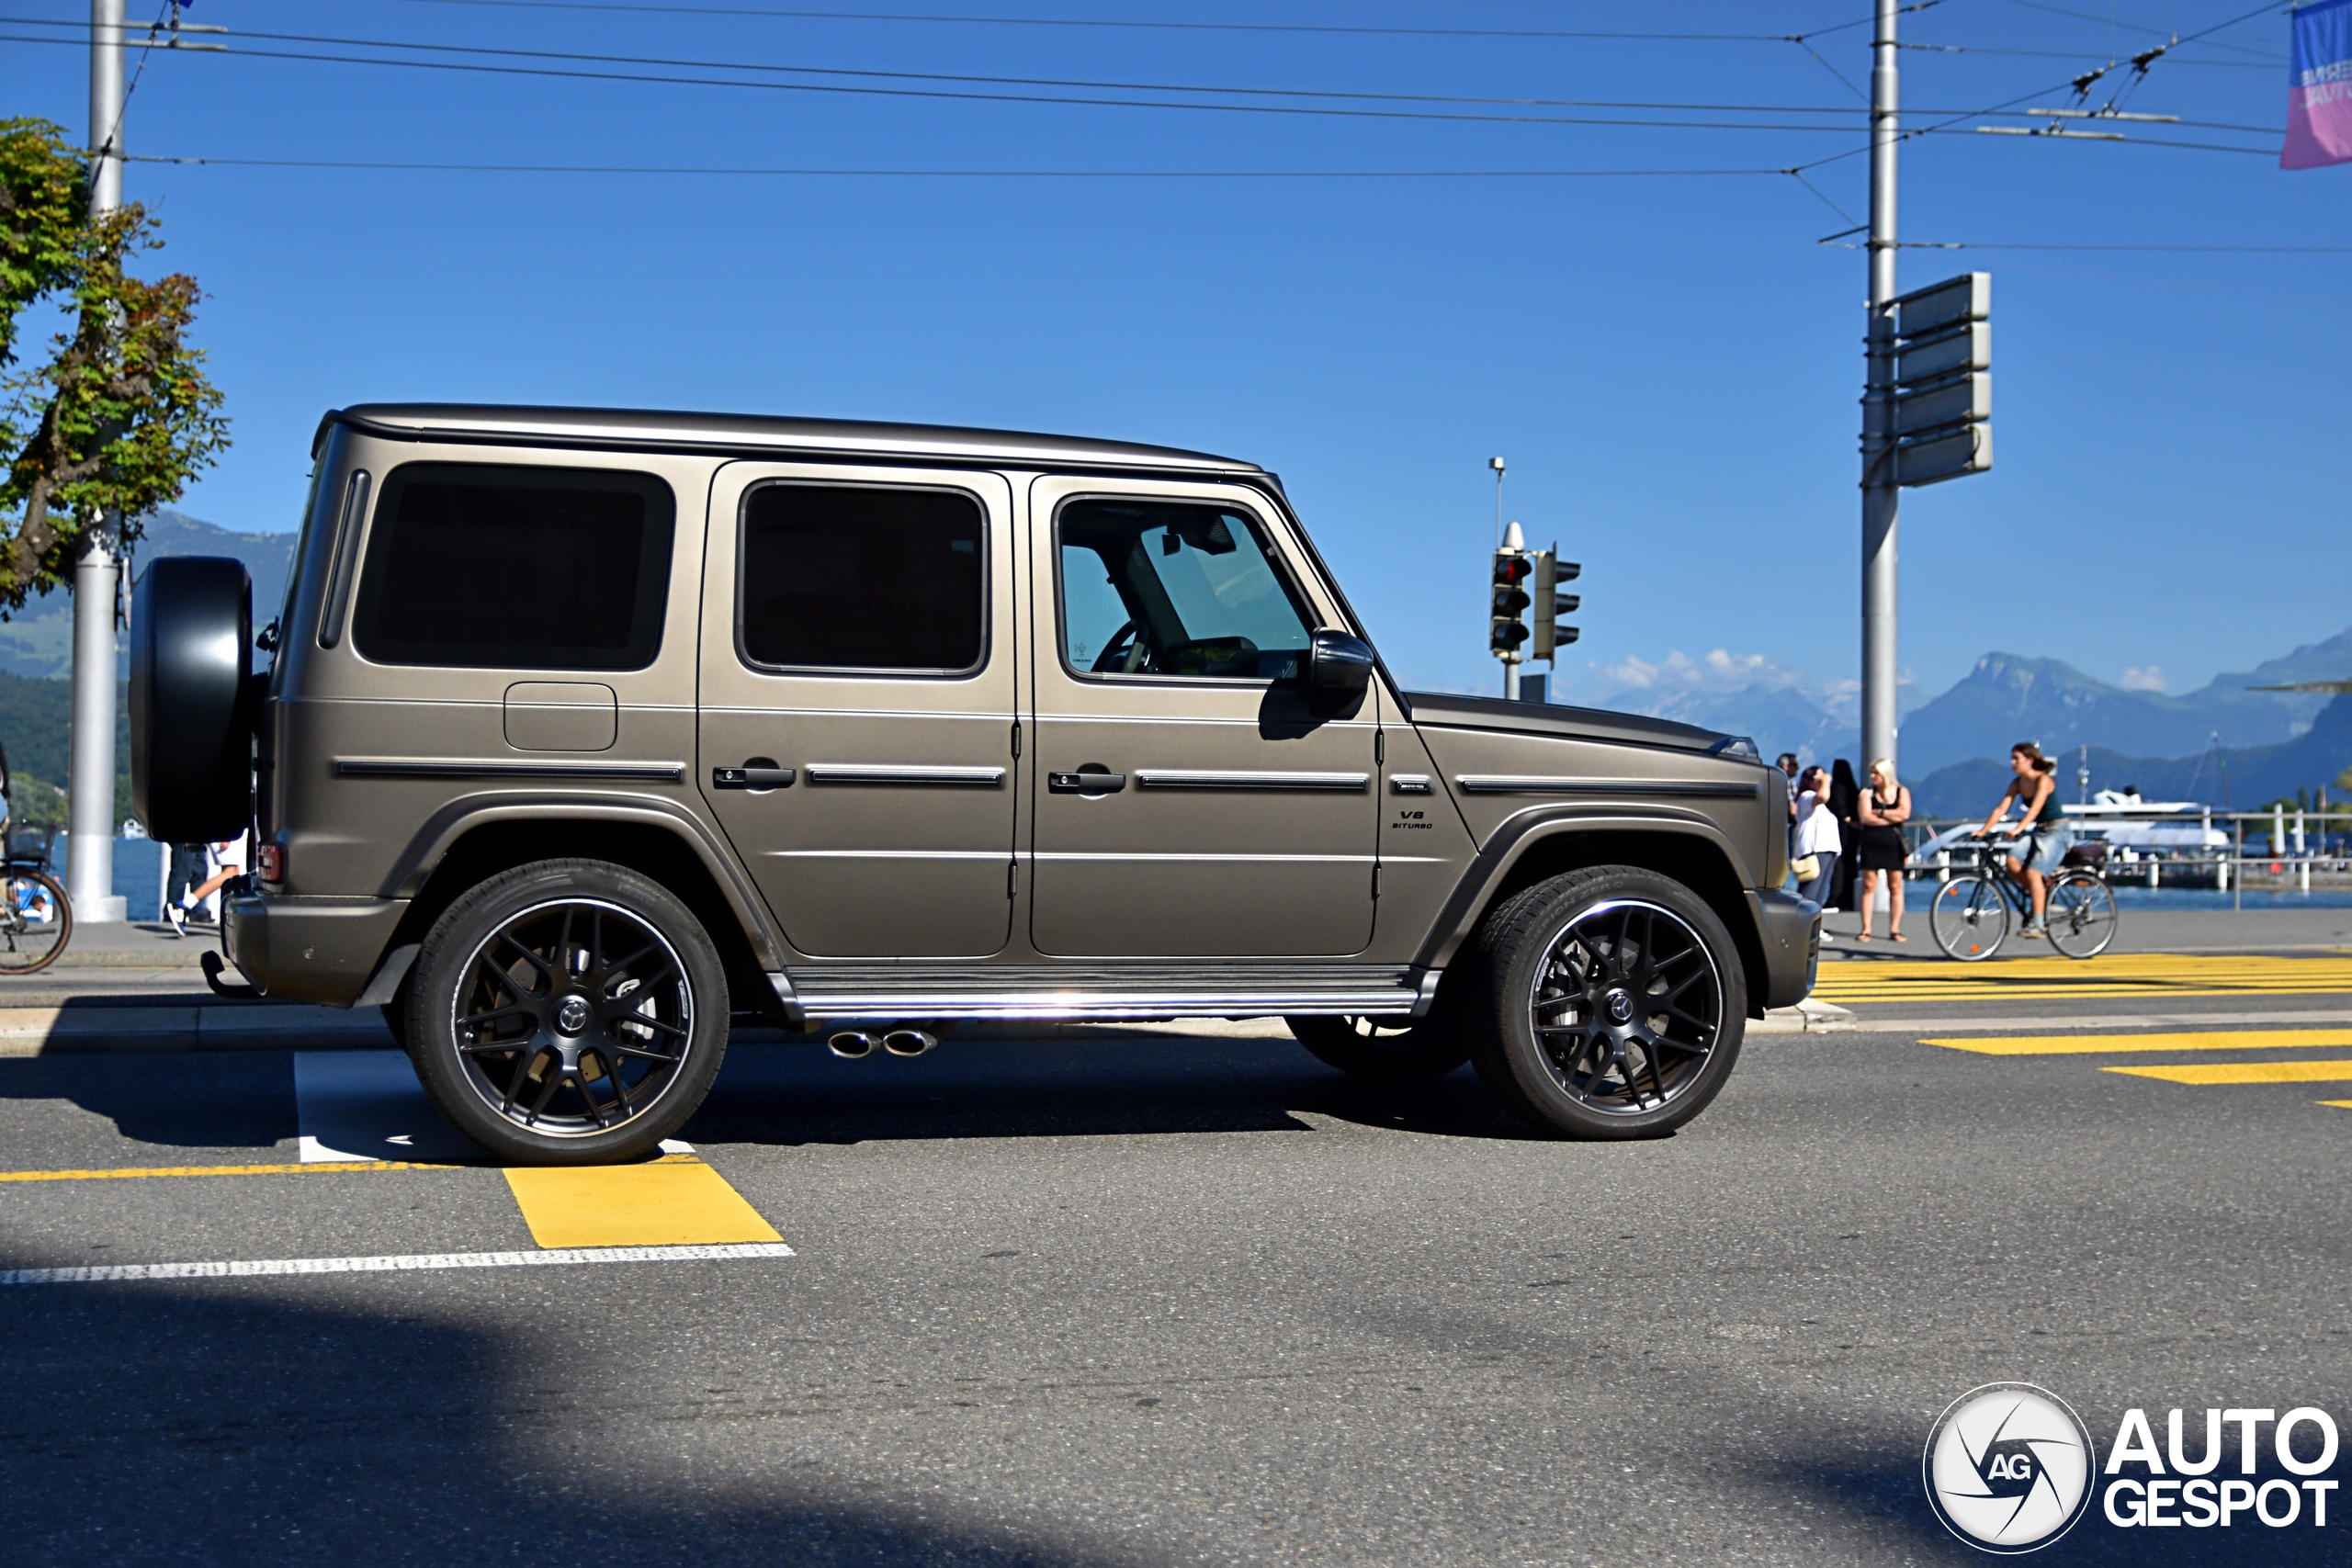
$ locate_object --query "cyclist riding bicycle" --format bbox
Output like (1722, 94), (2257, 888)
(1971, 740), (2070, 940)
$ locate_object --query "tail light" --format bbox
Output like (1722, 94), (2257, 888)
(256, 841), (286, 885)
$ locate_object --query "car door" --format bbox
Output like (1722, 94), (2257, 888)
(697, 463), (1017, 959)
(1025, 475), (1377, 958)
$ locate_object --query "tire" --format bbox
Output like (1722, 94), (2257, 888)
(2045, 872), (2119, 960)
(404, 859), (729, 1165)
(1929, 876), (2008, 961)
(0, 869), (71, 974)
(1287, 998), (1470, 1082)
(1464, 866), (1747, 1140)
(130, 557), (255, 842)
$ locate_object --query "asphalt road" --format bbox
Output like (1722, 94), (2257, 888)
(2, 965), (2347, 1564)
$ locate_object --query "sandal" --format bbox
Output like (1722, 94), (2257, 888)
(1891, 931), (1907, 942)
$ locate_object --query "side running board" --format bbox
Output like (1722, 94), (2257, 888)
(783, 964), (1440, 1022)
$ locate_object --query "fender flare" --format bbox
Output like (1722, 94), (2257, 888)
(379, 789), (792, 970)
(1408, 805), (1764, 973)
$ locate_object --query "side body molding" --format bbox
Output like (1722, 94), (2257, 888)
(378, 789), (793, 972)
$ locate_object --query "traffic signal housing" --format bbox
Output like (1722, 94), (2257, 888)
(1533, 550), (1579, 660)
(1490, 547), (1532, 660)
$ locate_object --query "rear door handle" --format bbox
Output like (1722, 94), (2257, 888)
(712, 765), (796, 789)
(1048, 771), (1126, 795)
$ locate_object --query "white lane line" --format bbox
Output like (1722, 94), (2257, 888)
(292, 1050), (691, 1162)
(0, 1241), (795, 1286)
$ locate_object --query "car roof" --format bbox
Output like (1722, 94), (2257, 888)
(323, 404), (1266, 476)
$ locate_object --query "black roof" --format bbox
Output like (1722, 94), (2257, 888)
(322, 403), (1263, 475)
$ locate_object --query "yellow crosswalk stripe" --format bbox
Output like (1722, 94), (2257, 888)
(1814, 953), (2352, 1003)
(2102, 1060), (2352, 1086)
(503, 1160), (783, 1249)
(1924, 1029), (2352, 1056)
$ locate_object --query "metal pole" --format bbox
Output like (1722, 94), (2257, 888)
(69, 0), (127, 923)
(1860, 0), (1900, 777)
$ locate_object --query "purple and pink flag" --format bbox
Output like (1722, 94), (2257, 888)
(2284, 0), (2352, 169)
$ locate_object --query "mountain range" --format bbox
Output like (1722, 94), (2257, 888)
(0, 510), (296, 680)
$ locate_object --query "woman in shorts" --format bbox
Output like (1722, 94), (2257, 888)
(1855, 758), (1912, 942)
(1972, 742), (2069, 939)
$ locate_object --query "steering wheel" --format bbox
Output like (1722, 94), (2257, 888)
(1090, 620), (1148, 674)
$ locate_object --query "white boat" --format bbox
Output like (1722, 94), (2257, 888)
(1907, 788), (2227, 867)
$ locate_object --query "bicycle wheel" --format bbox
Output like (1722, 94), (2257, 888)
(2045, 872), (2119, 960)
(0, 869), (72, 975)
(1929, 876), (2008, 962)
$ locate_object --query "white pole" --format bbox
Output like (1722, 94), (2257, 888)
(1860, 0), (1901, 777)
(68, 0), (127, 924)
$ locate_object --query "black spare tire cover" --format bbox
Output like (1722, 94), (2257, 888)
(131, 556), (254, 842)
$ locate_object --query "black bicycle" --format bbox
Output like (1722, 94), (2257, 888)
(1928, 836), (2118, 962)
(0, 746), (72, 975)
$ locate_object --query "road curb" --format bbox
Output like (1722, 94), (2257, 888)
(1752, 998), (1859, 1034)
(0, 1002), (399, 1055)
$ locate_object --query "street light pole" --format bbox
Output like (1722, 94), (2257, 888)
(70, 0), (127, 923)
(1860, 0), (1900, 777)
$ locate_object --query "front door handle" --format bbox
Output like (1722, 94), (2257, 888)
(1048, 770), (1127, 795)
(712, 765), (796, 790)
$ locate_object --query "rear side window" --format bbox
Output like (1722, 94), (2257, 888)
(351, 464), (674, 670)
(738, 483), (985, 674)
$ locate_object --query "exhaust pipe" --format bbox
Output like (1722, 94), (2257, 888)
(882, 1029), (938, 1058)
(827, 1031), (879, 1060)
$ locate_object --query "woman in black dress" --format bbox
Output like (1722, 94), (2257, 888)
(1828, 760), (1862, 913)
(1855, 758), (1912, 942)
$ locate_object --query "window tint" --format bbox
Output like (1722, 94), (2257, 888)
(1058, 499), (1315, 681)
(739, 484), (985, 673)
(351, 464), (674, 670)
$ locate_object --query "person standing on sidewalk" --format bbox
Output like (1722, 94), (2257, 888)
(1855, 758), (1912, 942)
(1793, 766), (1841, 909)
(165, 830), (248, 936)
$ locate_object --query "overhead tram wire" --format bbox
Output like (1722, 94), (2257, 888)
(122, 154), (1791, 179)
(0, 20), (2284, 146)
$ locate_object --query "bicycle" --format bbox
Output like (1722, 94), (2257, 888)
(0, 748), (72, 975)
(1928, 836), (2118, 962)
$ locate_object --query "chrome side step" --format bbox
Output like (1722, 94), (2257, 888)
(784, 964), (1435, 1022)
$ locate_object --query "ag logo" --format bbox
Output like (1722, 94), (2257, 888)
(1924, 1383), (2097, 1553)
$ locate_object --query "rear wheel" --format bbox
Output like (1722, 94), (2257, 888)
(1464, 866), (1747, 1140)
(405, 859), (729, 1165)
(1929, 876), (2007, 962)
(2045, 872), (2119, 959)
(1286, 1010), (1469, 1081)
(0, 869), (70, 974)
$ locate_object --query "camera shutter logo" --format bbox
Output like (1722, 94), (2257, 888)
(1924, 1383), (2098, 1552)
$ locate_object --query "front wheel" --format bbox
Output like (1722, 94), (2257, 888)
(1464, 866), (1747, 1139)
(1286, 1010), (1469, 1081)
(2045, 872), (2119, 959)
(1929, 876), (2007, 962)
(404, 859), (729, 1165)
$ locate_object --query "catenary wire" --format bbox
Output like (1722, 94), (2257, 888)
(122, 154), (1792, 177)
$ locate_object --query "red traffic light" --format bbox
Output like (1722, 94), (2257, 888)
(1493, 555), (1533, 586)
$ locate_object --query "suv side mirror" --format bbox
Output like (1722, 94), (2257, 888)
(1307, 628), (1375, 705)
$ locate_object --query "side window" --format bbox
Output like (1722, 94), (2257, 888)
(1058, 499), (1315, 681)
(738, 483), (985, 674)
(350, 463), (674, 670)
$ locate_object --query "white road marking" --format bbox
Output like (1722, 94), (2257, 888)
(292, 1050), (690, 1162)
(0, 1242), (795, 1286)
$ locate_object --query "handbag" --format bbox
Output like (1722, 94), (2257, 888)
(1790, 852), (1820, 883)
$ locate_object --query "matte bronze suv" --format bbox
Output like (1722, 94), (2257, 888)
(130, 406), (1820, 1163)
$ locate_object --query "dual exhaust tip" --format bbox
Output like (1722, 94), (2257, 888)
(828, 1028), (938, 1060)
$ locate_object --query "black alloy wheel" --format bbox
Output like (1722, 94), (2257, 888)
(1467, 866), (1747, 1139)
(406, 860), (728, 1165)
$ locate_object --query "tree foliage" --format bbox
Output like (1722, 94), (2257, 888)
(0, 117), (228, 614)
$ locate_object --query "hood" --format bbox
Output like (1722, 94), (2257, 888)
(1399, 692), (1759, 761)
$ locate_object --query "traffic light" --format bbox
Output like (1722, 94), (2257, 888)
(1490, 547), (1532, 660)
(1533, 549), (1580, 660)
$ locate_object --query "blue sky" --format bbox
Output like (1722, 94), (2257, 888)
(4, 1), (2345, 713)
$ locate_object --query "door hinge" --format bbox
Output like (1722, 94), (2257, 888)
(1010, 721), (1023, 758)
(1372, 863), (1382, 900)
(1008, 861), (1019, 898)
(1374, 729), (1385, 765)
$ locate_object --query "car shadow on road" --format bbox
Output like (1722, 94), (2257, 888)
(685, 1036), (1545, 1147)
(0, 1050), (299, 1153)
(0, 1277), (1098, 1568)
